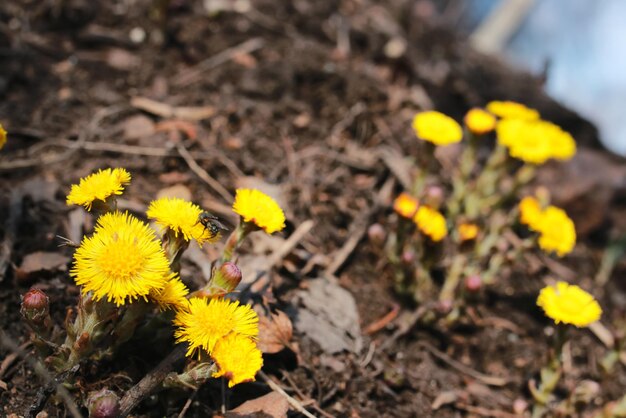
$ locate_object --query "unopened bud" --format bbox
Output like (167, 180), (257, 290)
(401, 249), (416, 265)
(423, 185), (444, 208)
(436, 299), (453, 315)
(207, 262), (243, 297)
(21, 288), (51, 335)
(367, 223), (386, 246)
(87, 389), (120, 418)
(464, 275), (482, 293)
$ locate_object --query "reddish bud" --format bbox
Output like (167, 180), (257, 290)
(367, 223), (386, 246)
(401, 249), (416, 265)
(21, 288), (51, 331)
(464, 275), (482, 293)
(424, 185), (444, 208)
(436, 299), (453, 314)
(87, 389), (120, 418)
(219, 262), (242, 290)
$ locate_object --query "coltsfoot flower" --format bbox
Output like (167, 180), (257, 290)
(150, 274), (189, 311)
(486, 100), (540, 121)
(412, 111), (463, 146)
(393, 193), (419, 219)
(458, 222), (479, 242)
(536, 206), (576, 257)
(174, 297), (259, 357)
(464, 108), (496, 135)
(71, 211), (171, 306)
(0, 123), (7, 149)
(519, 196), (543, 231)
(232, 188), (286, 234)
(537, 281), (601, 327)
(413, 206), (447, 242)
(147, 197), (220, 246)
(497, 119), (576, 164)
(66, 168), (131, 210)
(211, 333), (263, 387)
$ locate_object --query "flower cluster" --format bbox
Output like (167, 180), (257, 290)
(519, 196), (576, 256)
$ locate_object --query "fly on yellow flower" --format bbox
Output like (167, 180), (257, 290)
(232, 189), (286, 234)
(464, 108), (496, 135)
(0, 123), (7, 150)
(413, 206), (447, 242)
(412, 111), (463, 146)
(393, 193), (419, 219)
(212, 333), (263, 387)
(536, 206), (576, 257)
(71, 211), (171, 306)
(150, 274), (189, 311)
(147, 197), (220, 246)
(519, 196), (543, 231)
(486, 100), (540, 121)
(174, 297), (259, 358)
(458, 223), (479, 242)
(537, 281), (601, 327)
(66, 168), (131, 211)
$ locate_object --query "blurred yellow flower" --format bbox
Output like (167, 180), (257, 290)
(458, 223), (479, 241)
(414, 206), (447, 242)
(536, 206), (576, 257)
(537, 281), (601, 327)
(150, 274), (189, 311)
(174, 297), (259, 358)
(486, 100), (540, 121)
(0, 123), (7, 149)
(393, 193), (419, 219)
(542, 122), (576, 161)
(71, 212), (170, 306)
(412, 111), (463, 146)
(497, 119), (576, 164)
(212, 333), (263, 388)
(233, 189), (285, 234)
(66, 168), (131, 210)
(147, 197), (219, 246)
(519, 196), (543, 231)
(464, 108), (496, 135)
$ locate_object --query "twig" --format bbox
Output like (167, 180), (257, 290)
(118, 345), (187, 417)
(258, 371), (317, 418)
(177, 389), (198, 418)
(173, 38), (265, 87)
(0, 330), (81, 418)
(364, 303), (400, 335)
(176, 141), (233, 203)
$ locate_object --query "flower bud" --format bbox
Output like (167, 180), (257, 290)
(436, 299), (453, 315)
(207, 262), (243, 297)
(367, 223), (386, 246)
(87, 389), (120, 418)
(401, 249), (416, 265)
(423, 185), (444, 208)
(21, 288), (52, 335)
(464, 275), (482, 293)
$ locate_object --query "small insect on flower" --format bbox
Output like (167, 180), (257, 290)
(66, 168), (131, 211)
(211, 333), (263, 387)
(232, 188), (286, 234)
(197, 211), (228, 238)
(537, 281), (601, 327)
(412, 111), (463, 146)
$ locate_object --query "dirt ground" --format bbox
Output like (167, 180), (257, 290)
(1, 0), (625, 417)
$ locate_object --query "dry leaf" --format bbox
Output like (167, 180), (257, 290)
(121, 115), (155, 140)
(257, 311), (293, 354)
(227, 391), (289, 418)
(16, 252), (70, 281)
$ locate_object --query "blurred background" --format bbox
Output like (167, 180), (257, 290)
(449, 0), (626, 156)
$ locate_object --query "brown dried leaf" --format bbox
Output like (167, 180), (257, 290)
(227, 391), (289, 418)
(16, 252), (70, 280)
(257, 311), (293, 354)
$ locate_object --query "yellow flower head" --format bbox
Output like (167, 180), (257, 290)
(147, 197), (219, 246)
(537, 281), (601, 327)
(174, 297), (259, 358)
(464, 108), (496, 135)
(212, 333), (263, 387)
(232, 189), (286, 234)
(541, 121), (576, 161)
(67, 168), (131, 210)
(150, 274), (189, 311)
(458, 223), (479, 242)
(486, 101), (540, 121)
(536, 206), (576, 257)
(0, 123), (7, 150)
(393, 193), (419, 219)
(519, 196), (543, 231)
(413, 206), (447, 242)
(71, 211), (171, 306)
(497, 119), (576, 164)
(412, 111), (463, 146)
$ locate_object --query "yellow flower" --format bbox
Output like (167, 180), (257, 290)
(393, 193), (419, 219)
(519, 196), (543, 231)
(147, 197), (219, 246)
(0, 123), (7, 149)
(464, 108), (496, 135)
(486, 101), (540, 121)
(497, 119), (552, 164)
(150, 274), (189, 311)
(536, 206), (576, 257)
(537, 281), (601, 327)
(458, 223), (479, 241)
(413, 206), (447, 242)
(71, 212), (171, 306)
(541, 122), (576, 161)
(174, 297), (259, 357)
(232, 189), (286, 234)
(67, 168), (131, 210)
(412, 111), (463, 146)
(212, 333), (263, 388)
